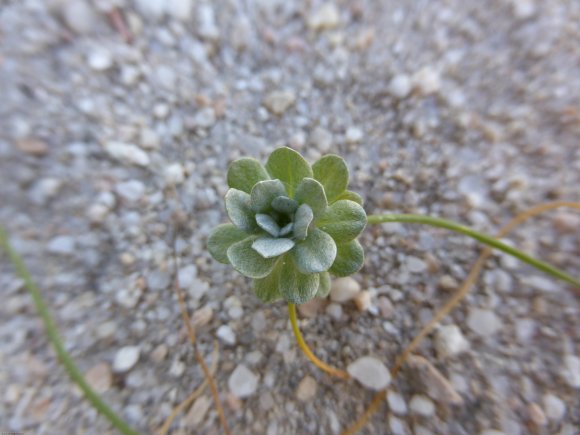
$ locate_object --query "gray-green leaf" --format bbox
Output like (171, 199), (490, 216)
(279, 256), (320, 304)
(271, 196), (298, 214)
(208, 224), (248, 264)
(293, 228), (337, 274)
(253, 260), (283, 303)
(315, 271), (331, 298)
(294, 178), (327, 219)
(252, 237), (295, 258)
(318, 200), (367, 243)
(227, 158), (270, 193)
(265, 147), (313, 197)
(312, 155), (349, 203)
(335, 190), (363, 205)
(293, 204), (314, 240)
(225, 189), (258, 232)
(330, 239), (364, 277)
(227, 236), (278, 278)
(255, 213), (280, 237)
(279, 222), (294, 236)
(250, 179), (287, 213)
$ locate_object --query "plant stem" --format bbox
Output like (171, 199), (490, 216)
(367, 213), (580, 288)
(288, 303), (350, 380)
(0, 226), (138, 435)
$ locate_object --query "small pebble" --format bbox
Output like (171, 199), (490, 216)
(387, 391), (408, 415)
(330, 277), (360, 302)
(542, 394), (566, 421)
(88, 49), (113, 71)
(228, 364), (259, 398)
(326, 303), (343, 320)
(47, 236), (76, 255)
(407, 355), (463, 405)
(388, 74), (412, 99)
(103, 141), (150, 166)
(467, 308), (502, 337)
(409, 394), (435, 417)
(217, 325), (236, 345)
(562, 355), (580, 388)
(354, 290), (372, 312)
(527, 402), (547, 426)
(113, 346), (140, 373)
(116, 180), (145, 202)
(307, 3), (340, 31)
(191, 305), (213, 327)
(310, 127), (333, 152)
(435, 324), (470, 358)
(347, 356), (391, 390)
(296, 375), (318, 402)
(438, 275), (458, 291)
(264, 91), (296, 115)
(184, 395), (211, 426)
(16, 138), (48, 156)
(345, 127), (363, 144)
(85, 362), (112, 393)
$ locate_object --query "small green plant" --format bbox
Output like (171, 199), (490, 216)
(208, 147), (367, 304)
(2, 147), (579, 435)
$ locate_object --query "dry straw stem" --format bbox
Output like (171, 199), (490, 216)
(159, 340), (220, 435)
(171, 241), (231, 435)
(344, 201), (580, 434)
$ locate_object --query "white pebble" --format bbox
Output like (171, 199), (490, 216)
(164, 163), (185, 185)
(88, 49), (113, 71)
(467, 308), (502, 337)
(435, 324), (469, 358)
(192, 107), (216, 129)
(562, 355), (580, 388)
(345, 127), (363, 144)
(413, 67), (441, 95)
(103, 141), (150, 167)
(347, 356), (391, 390)
(47, 236), (76, 255)
(216, 325), (236, 345)
(387, 391), (408, 415)
(406, 256), (427, 273)
(296, 375), (318, 402)
(115, 180), (145, 202)
(409, 394), (435, 417)
(542, 394), (566, 421)
(166, 0), (193, 21)
(325, 303), (343, 320)
(113, 346), (140, 373)
(330, 277), (360, 302)
(388, 74), (412, 99)
(228, 364), (259, 398)
(264, 91), (296, 115)
(307, 3), (340, 31)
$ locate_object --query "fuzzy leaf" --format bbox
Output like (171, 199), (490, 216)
(253, 260), (283, 303)
(265, 147), (313, 197)
(227, 158), (270, 193)
(330, 239), (364, 277)
(294, 178), (327, 219)
(279, 222), (294, 236)
(335, 190), (363, 205)
(225, 189), (258, 232)
(227, 236), (277, 278)
(279, 256), (320, 304)
(312, 155), (349, 203)
(255, 213), (280, 237)
(315, 272), (331, 298)
(250, 180), (287, 213)
(208, 224), (248, 264)
(318, 200), (367, 243)
(252, 237), (295, 258)
(293, 228), (337, 274)
(293, 204), (314, 240)
(271, 196), (298, 214)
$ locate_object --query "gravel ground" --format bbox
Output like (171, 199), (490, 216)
(1, 0), (580, 434)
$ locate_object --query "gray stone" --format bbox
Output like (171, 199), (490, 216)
(347, 356), (391, 390)
(47, 236), (76, 255)
(264, 91), (296, 115)
(228, 364), (259, 398)
(388, 74), (412, 99)
(467, 308), (502, 337)
(435, 325), (470, 358)
(103, 141), (150, 166)
(542, 394), (566, 421)
(113, 346), (140, 373)
(409, 394), (435, 417)
(216, 325), (236, 345)
(115, 180), (145, 202)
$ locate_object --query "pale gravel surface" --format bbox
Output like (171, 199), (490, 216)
(1, 1), (580, 434)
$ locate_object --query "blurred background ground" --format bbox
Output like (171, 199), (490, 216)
(1, 0), (579, 434)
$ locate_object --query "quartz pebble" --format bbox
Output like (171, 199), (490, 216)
(85, 362), (112, 393)
(113, 346), (140, 373)
(310, 127), (333, 152)
(103, 141), (150, 167)
(307, 3), (340, 31)
(387, 391), (408, 415)
(435, 324), (470, 358)
(296, 375), (317, 402)
(264, 91), (296, 115)
(542, 394), (566, 421)
(345, 127), (363, 144)
(388, 74), (412, 99)
(330, 277), (360, 302)
(409, 394), (435, 417)
(467, 308), (502, 337)
(88, 49), (113, 71)
(347, 356), (391, 390)
(354, 290), (372, 312)
(562, 355), (580, 388)
(228, 364), (259, 398)
(216, 325), (236, 345)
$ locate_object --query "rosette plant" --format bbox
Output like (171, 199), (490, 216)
(208, 147), (367, 304)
